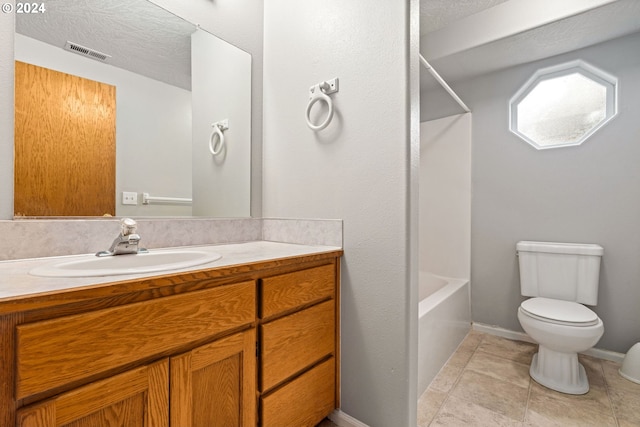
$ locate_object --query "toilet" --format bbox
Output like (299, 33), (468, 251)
(516, 241), (604, 395)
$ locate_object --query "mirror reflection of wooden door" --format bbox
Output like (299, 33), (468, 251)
(14, 61), (116, 217)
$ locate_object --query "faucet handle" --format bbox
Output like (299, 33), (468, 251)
(120, 218), (138, 236)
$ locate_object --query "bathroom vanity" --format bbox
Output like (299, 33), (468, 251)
(0, 241), (342, 427)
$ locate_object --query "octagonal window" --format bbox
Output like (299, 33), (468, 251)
(509, 60), (617, 150)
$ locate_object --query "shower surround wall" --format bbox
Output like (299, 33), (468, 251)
(263, 0), (420, 425)
(419, 114), (471, 280)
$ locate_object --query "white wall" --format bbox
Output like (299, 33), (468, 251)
(263, 0), (419, 425)
(443, 32), (640, 354)
(420, 114), (471, 279)
(191, 30), (251, 217)
(0, 2), (14, 219)
(15, 34), (193, 217)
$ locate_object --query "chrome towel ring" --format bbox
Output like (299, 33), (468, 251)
(306, 78), (339, 131)
(209, 119), (229, 155)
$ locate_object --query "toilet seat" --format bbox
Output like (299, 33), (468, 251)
(520, 297), (599, 327)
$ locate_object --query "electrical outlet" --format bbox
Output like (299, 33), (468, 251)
(122, 192), (138, 205)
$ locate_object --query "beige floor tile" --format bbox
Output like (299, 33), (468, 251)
(429, 363), (465, 394)
(467, 350), (531, 388)
(578, 354), (606, 387)
(457, 330), (484, 353)
(417, 388), (447, 427)
(477, 334), (537, 366)
(422, 332), (640, 427)
(430, 395), (523, 427)
(602, 359), (640, 393)
(446, 348), (475, 369)
(608, 384), (640, 425)
(526, 380), (616, 426)
(448, 370), (529, 421)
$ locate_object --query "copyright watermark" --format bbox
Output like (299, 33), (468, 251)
(2, 3), (46, 13)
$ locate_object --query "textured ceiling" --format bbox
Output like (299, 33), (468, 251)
(16, 0), (195, 90)
(420, 0), (640, 92)
(420, 0), (509, 34)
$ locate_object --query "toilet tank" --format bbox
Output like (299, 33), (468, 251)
(516, 241), (604, 306)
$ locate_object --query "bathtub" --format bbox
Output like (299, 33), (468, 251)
(417, 272), (471, 396)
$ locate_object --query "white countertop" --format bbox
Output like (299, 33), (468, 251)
(0, 241), (342, 301)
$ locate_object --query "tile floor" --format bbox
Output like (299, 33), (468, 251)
(418, 331), (640, 426)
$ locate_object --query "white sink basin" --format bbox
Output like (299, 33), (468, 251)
(30, 250), (222, 278)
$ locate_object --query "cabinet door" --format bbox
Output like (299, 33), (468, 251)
(170, 329), (256, 427)
(16, 359), (169, 427)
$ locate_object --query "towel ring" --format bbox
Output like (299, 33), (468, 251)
(306, 83), (334, 131)
(209, 120), (228, 156)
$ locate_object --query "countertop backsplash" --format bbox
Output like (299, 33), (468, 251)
(0, 218), (342, 261)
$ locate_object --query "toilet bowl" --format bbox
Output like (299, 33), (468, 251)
(518, 297), (604, 394)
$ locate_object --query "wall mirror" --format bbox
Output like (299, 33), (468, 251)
(13, 0), (251, 218)
(509, 60), (617, 150)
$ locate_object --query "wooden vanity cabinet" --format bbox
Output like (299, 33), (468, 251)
(259, 263), (339, 427)
(0, 251), (341, 427)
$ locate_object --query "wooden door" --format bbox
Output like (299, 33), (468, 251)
(170, 329), (257, 427)
(14, 61), (116, 216)
(16, 359), (169, 427)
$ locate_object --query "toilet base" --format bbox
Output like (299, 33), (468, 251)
(529, 346), (589, 395)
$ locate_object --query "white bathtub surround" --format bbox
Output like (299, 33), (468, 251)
(417, 272), (471, 396)
(418, 114), (472, 398)
(419, 114), (471, 280)
(0, 218), (342, 261)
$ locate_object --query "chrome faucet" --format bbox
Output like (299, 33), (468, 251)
(96, 218), (148, 257)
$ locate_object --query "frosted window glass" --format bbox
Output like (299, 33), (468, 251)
(509, 61), (617, 150)
(517, 74), (606, 147)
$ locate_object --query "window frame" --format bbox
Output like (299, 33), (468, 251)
(509, 59), (618, 150)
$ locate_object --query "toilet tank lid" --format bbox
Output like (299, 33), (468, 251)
(517, 241), (603, 256)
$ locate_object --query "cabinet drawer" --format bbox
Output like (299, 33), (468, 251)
(261, 263), (335, 319)
(261, 357), (336, 427)
(261, 300), (334, 391)
(16, 281), (255, 400)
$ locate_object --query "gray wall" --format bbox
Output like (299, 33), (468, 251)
(441, 32), (640, 354)
(262, 0), (420, 425)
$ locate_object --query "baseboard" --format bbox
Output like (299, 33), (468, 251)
(328, 409), (370, 427)
(472, 322), (625, 363)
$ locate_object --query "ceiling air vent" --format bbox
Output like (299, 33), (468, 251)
(64, 41), (111, 63)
